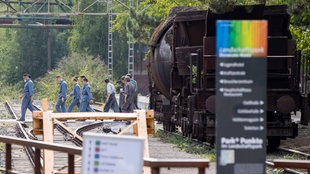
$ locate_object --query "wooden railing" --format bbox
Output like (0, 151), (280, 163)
(0, 135), (210, 174)
(273, 159), (310, 173)
(144, 158), (209, 174)
(0, 135), (81, 174)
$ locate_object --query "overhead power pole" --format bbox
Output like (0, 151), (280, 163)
(107, 0), (113, 75)
(47, 30), (52, 71)
(128, 0), (134, 77)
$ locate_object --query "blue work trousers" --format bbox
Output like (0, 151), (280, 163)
(80, 101), (94, 112)
(56, 98), (66, 112)
(67, 99), (80, 112)
(21, 96), (36, 121)
(104, 93), (119, 112)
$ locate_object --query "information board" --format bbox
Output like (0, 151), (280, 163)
(82, 133), (145, 174)
(216, 20), (267, 174)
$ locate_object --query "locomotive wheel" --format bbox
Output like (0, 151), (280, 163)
(267, 137), (280, 150)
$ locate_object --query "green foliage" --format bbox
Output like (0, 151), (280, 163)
(0, 81), (20, 102)
(0, 27), (69, 84)
(154, 129), (216, 162)
(290, 26), (310, 60)
(266, 168), (285, 174)
(36, 52), (111, 108)
(287, 0), (310, 26)
(113, 0), (205, 44)
(0, 142), (4, 152)
(69, 0), (129, 78)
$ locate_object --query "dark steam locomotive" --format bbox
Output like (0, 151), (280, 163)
(148, 5), (309, 148)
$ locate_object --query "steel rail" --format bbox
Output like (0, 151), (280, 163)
(278, 147), (310, 159)
(4, 101), (36, 168)
(266, 160), (304, 174)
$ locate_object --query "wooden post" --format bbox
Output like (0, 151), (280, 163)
(32, 111), (43, 135)
(68, 154), (74, 174)
(134, 110), (154, 135)
(198, 167), (205, 174)
(43, 111), (54, 174)
(150, 167), (159, 174)
(5, 143), (11, 174)
(135, 110), (151, 174)
(42, 98), (49, 111)
(146, 110), (155, 134)
(35, 148), (41, 174)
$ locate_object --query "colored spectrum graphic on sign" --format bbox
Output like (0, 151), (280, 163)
(216, 20), (268, 58)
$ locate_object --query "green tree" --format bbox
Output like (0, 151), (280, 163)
(69, 0), (129, 78)
(0, 26), (69, 84)
(36, 52), (111, 108)
(113, 0), (205, 44)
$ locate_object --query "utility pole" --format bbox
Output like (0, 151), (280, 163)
(47, 29), (52, 71)
(107, 0), (113, 75)
(128, 0), (134, 77)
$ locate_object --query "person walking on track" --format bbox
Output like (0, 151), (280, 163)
(68, 78), (81, 112)
(55, 75), (67, 112)
(80, 78), (95, 112)
(19, 73), (36, 122)
(122, 76), (135, 113)
(126, 73), (139, 109)
(103, 79), (119, 112)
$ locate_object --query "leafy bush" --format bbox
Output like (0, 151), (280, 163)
(36, 52), (111, 108)
(0, 81), (21, 102)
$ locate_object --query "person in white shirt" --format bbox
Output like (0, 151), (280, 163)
(103, 79), (119, 112)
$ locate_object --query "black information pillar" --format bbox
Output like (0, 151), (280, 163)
(216, 58), (267, 174)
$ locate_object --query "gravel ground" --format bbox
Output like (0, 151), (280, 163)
(149, 123), (310, 174)
(280, 124), (310, 152)
(149, 136), (216, 174)
(149, 122), (216, 174)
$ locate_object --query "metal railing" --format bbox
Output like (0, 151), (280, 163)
(0, 135), (210, 174)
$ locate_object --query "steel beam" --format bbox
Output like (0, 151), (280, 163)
(0, 23), (73, 28)
(0, 12), (122, 16)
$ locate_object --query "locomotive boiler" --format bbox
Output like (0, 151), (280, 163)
(148, 5), (309, 148)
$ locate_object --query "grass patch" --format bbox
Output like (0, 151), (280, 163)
(153, 129), (216, 162)
(283, 153), (307, 160)
(0, 143), (4, 152)
(0, 82), (20, 102)
(266, 168), (285, 174)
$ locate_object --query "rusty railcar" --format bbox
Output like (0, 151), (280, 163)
(148, 5), (309, 148)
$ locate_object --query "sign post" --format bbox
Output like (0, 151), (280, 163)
(216, 20), (268, 174)
(82, 133), (145, 174)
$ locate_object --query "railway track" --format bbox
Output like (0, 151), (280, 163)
(265, 161), (304, 174)
(0, 101), (35, 173)
(0, 100), (138, 173)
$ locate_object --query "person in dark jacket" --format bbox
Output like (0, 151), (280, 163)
(67, 78), (81, 112)
(119, 76), (126, 112)
(122, 76), (135, 113)
(55, 75), (67, 112)
(126, 73), (139, 109)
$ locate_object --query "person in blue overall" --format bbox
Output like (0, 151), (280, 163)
(103, 79), (119, 112)
(67, 78), (81, 112)
(19, 73), (36, 122)
(55, 75), (67, 112)
(80, 78), (95, 112)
